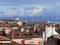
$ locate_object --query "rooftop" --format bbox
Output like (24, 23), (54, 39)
(0, 35), (10, 41)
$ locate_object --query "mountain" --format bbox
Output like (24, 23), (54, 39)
(0, 8), (60, 22)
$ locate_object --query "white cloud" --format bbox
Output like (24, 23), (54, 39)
(31, 6), (43, 15)
(18, 10), (25, 16)
(0, 5), (44, 16)
(26, 6), (44, 16)
(3, 10), (16, 15)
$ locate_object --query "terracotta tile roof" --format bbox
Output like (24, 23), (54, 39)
(0, 35), (10, 41)
(12, 29), (42, 39)
(12, 38), (43, 45)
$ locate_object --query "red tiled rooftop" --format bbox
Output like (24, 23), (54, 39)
(12, 38), (43, 45)
(0, 35), (10, 41)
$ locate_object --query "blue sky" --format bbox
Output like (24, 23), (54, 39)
(0, 0), (60, 21)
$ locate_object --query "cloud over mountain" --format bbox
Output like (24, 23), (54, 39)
(0, 0), (60, 21)
(0, 5), (44, 16)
